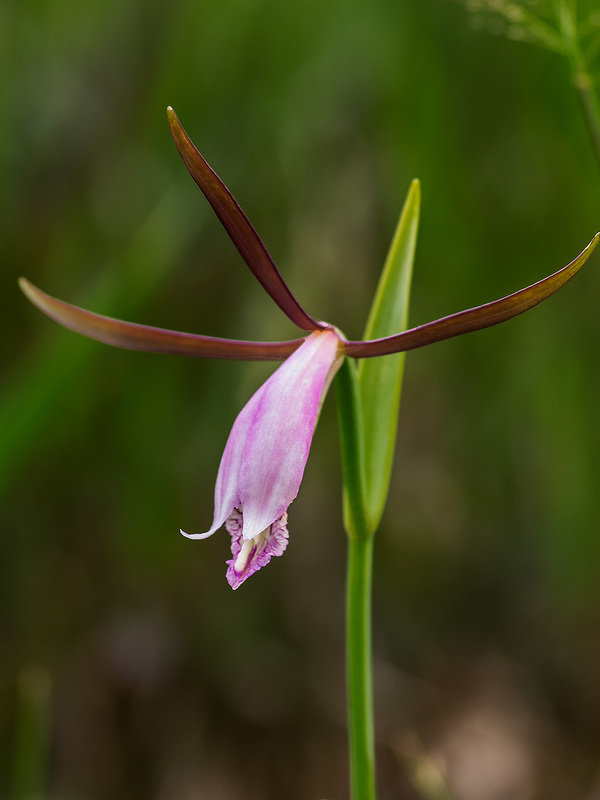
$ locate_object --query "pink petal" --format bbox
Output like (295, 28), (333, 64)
(182, 329), (343, 544)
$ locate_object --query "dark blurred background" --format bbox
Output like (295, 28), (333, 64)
(2, 0), (600, 798)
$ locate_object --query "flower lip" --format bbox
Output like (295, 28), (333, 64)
(225, 509), (289, 589)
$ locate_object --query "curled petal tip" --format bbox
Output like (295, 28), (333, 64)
(180, 527), (214, 541)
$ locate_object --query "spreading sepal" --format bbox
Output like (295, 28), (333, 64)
(167, 107), (324, 332)
(345, 233), (600, 358)
(18, 278), (303, 361)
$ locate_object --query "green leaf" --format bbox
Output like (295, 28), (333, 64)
(357, 179), (420, 532)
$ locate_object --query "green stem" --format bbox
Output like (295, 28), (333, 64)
(346, 534), (376, 800)
(335, 358), (369, 541)
(573, 74), (600, 168)
(335, 357), (377, 799)
(553, 0), (600, 169)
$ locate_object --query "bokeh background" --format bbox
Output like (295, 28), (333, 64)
(2, 1), (600, 798)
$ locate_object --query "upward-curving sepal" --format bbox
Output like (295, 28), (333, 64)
(167, 107), (323, 333)
(18, 278), (304, 360)
(345, 234), (599, 358)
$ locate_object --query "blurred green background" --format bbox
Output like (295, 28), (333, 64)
(2, 0), (600, 797)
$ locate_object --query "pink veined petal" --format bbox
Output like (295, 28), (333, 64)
(236, 329), (341, 539)
(182, 329), (343, 542)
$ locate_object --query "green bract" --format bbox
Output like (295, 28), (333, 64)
(358, 180), (420, 533)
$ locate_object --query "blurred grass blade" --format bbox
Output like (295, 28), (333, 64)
(0, 188), (195, 499)
(357, 180), (420, 531)
(19, 279), (302, 361)
(13, 666), (51, 800)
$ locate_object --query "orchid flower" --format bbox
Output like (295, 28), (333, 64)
(19, 107), (599, 589)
